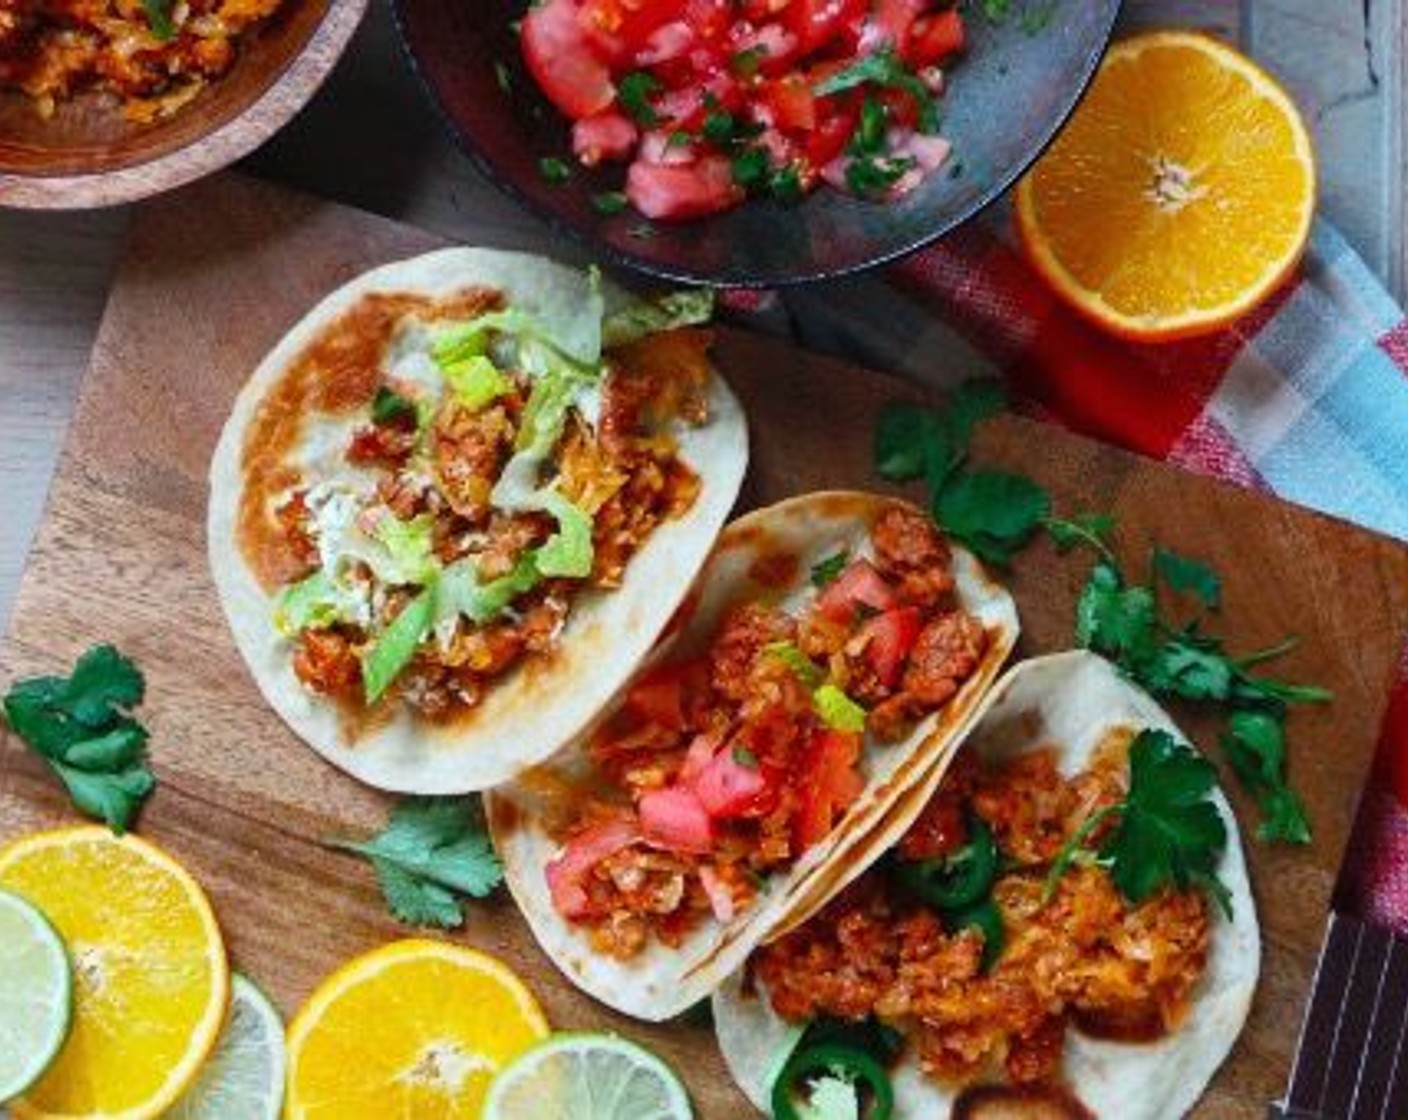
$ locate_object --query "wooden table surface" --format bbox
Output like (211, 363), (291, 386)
(2, 0), (1406, 638)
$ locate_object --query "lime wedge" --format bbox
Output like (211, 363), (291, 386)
(485, 1032), (693, 1120)
(166, 974), (285, 1120)
(0, 888), (71, 1105)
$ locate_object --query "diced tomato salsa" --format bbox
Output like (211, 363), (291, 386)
(518, 0), (967, 221)
(544, 504), (990, 958)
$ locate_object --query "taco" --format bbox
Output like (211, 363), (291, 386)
(714, 651), (1258, 1119)
(208, 249), (747, 793)
(486, 491), (1020, 1020)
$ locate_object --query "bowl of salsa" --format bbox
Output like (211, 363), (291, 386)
(394, 0), (1120, 286)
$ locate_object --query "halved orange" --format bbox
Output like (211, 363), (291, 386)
(1015, 31), (1316, 342)
(285, 939), (549, 1119)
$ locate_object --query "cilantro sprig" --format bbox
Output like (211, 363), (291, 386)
(2, 645), (156, 834)
(1045, 729), (1232, 916)
(327, 797), (503, 929)
(813, 48), (940, 134)
(873, 383), (1329, 843)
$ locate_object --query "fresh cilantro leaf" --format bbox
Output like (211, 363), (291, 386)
(618, 71), (662, 126)
(1049, 730), (1230, 916)
(142, 0), (175, 40)
(811, 551), (850, 589)
(372, 386), (416, 426)
(1221, 710), (1311, 844)
(934, 470), (1050, 566)
(850, 95), (888, 156)
(731, 147), (770, 188)
(874, 403), (945, 481)
(327, 797), (503, 929)
(1231, 673), (1333, 709)
(770, 163), (804, 203)
(873, 381), (1006, 490)
(846, 154), (914, 197)
(1142, 635), (1234, 702)
(592, 191), (629, 215)
(703, 109), (737, 146)
(1, 645), (155, 834)
(813, 48), (939, 132)
(733, 746), (759, 769)
(1073, 561), (1157, 667)
(1153, 546), (1222, 609)
(1043, 512), (1116, 558)
(538, 156), (572, 185)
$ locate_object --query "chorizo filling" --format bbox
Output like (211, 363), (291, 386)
(544, 507), (990, 959)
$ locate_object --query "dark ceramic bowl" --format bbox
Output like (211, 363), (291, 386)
(394, 1), (1120, 286)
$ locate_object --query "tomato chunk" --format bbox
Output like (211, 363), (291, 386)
(793, 729), (864, 850)
(572, 109), (639, 166)
(545, 818), (641, 918)
(906, 8), (965, 66)
(640, 786), (715, 853)
(857, 606), (922, 688)
(522, 0), (616, 121)
(626, 155), (744, 220)
(692, 744), (772, 818)
(816, 558), (899, 623)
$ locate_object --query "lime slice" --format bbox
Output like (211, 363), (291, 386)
(0, 888), (71, 1104)
(166, 974), (286, 1120)
(485, 1032), (693, 1120)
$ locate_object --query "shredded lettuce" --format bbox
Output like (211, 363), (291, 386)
(362, 582), (438, 704)
(370, 514), (437, 586)
(765, 641), (825, 689)
(535, 491), (595, 579)
(442, 354), (510, 411)
(813, 684), (868, 733)
(273, 570), (366, 637)
(602, 288), (715, 349)
(435, 556), (542, 630)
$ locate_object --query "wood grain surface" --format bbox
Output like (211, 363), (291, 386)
(4, 173), (1408, 1117)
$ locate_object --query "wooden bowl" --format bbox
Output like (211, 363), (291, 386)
(0, 0), (366, 209)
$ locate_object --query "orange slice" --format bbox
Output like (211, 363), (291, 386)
(0, 827), (230, 1120)
(1015, 31), (1316, 341)
(284, 939), (549, 1119)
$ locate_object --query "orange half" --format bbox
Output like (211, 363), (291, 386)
(1015, 31), (1316, 342)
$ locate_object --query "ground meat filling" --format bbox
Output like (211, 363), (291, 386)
(546, 507), (990, 960)
(752, 741), (1211, 1091)
(277, 299), (707, 722)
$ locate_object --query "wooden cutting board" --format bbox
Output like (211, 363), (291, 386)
(4, 172), (1408, 1118)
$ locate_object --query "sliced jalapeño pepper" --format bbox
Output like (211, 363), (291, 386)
(946, 896), (1005, 972)
(772, 1042), (895, 1120)
(892, 817), (997, 911)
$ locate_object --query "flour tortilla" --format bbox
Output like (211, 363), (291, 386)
(714, 650), (1259, 1119)
(208, 248), (748, 793)
(487, 491), (1020, 1021)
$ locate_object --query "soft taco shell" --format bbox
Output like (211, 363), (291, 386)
(714, 650), (1259, 1119)
(208, 248), (748, 793)
(487, 491), (1019, 1021)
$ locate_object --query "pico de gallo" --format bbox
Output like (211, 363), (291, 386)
(545, 505), (991, 958)
(519, 0), (967, 221)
